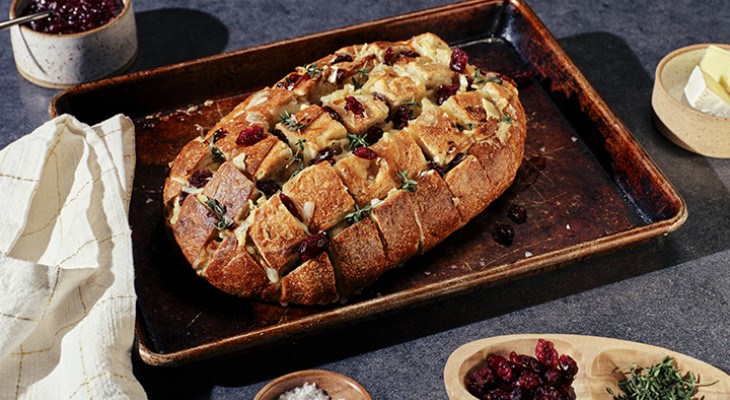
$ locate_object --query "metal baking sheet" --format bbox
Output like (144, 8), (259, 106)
(51, 0), (686, 366)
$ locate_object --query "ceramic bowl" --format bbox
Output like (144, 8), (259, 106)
(254, 370), (372, 400)
(652, 43), (730, 158)
(9, 0), (137, 88)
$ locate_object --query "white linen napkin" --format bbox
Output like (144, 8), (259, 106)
(0, 115), (147, 399)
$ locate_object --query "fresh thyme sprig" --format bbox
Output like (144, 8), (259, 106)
(397, 170), (418, 192)
(209, 134), (225, 163)
(356, 67), (370, 77)
(303, 62), (323, 78)
(351, 77), (364, 90)
(287, 138), (307, 177)
(345, 203), (373, 223)
(280, 110), (306, 131)
(347, 132), (368, 149)
(204, 198), (234, 230)
(503, 114), (514, 124)
(607, 356), (717, 400)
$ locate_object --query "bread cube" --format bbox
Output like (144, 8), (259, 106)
(172, 195), (217, 270)
(370, 189), (420, 266)
(205, 234), (272, 298)
(249, 194), (308, 280)
(370, 131), (427, 182)
(444, 155), (495, 223)
(407, 170), (461, 252)
(333, 154), (397, 206)
(282, 162), (355, 232)
(405, 99), (472, 167)
(329, 218), (387, 297)
(361, 64), (424, 107)
(321, 92), (389, 135)
(202, 161), (258, 222)
(275, 105), (348, 163)
(280, 252), (339, 305)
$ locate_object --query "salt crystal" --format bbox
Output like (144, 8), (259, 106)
(524, 251), (533, 257)
(277, 382), (331, 400)
(571, 136), (578, 142)
(566, 224), (571, 230)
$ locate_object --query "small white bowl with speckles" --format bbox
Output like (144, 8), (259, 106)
(9, 0), (137, 88)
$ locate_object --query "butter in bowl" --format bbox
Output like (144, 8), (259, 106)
(652, 44), (730, 158)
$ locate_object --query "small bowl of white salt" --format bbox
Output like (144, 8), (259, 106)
(254, 370), (371, 400)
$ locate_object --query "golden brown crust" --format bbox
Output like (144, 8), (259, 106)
(280, 252), (339, 305)
(205, 235), (272, 298)
(248, 194), (308, 277)
(369, 189), (420, 266)
(407, 170), (461, 252)
(282, 162), (355, 232)
(444, 155), (495, 223)
(329, 218), (387, 297)
(164, 33), (527, 305)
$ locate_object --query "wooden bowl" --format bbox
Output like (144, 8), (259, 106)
(444, 334), (730, 400)
(652, 44), (730, 158)
(254, 370), (372, 400)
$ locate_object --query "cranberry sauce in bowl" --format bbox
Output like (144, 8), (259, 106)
(21, 0), (124, 34)
(9, 0), (136, 87)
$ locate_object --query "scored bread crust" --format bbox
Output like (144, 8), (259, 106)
(163, 33), (527, 305)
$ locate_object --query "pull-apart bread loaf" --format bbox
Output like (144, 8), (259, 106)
(163, 33), (526, 305)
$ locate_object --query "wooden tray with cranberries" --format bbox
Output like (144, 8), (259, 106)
(52, 0), (686, 366)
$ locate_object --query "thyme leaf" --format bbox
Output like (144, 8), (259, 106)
(280, 110), (306, 131)
(397, 170), (418, 192)
(351, 77), (364, 91)
(209, 135), (225, 163)
(204, 198), (234, 230)
(345, 203), (373, 223)
(303, 62), (323, 78)
(503, 114), (514, 124)
(347, 132), (368, 150)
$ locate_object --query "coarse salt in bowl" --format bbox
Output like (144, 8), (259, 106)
(9, 0), (137, 88)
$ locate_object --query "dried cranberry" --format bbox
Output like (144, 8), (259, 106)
(390, 105), (412, 129)
(507, 203), (527, 224)
(436, 83), (460, 105)
(333, 53), (353, 63)
(189, 169), (213, 188)
(491, 223), (514, 246)
(256, 179), (281, 197)
(427, 160), (445, 177)
(323, 106), (343, 123)
(344, 96), (366, 117)
(384, 47), (396, 65)
(543, 369), (563, 386)
(534, 385), (561, 400)
(466, 365), (495, 398)
(335, 69), (346, 84)
(270, 128), (288, 143)
(364, 126), (383, 145)
(450, 48), (469, 72)
(24, 0), (123, 34)
(535, 339), (559, 368)
(515, 371), (540, 392)
(298, 231), (329, 262)
(310, 147), (341, 165)
(520, 355), (544, 374)
(447, 153), (466, 171)
(236, 125), (265, 146)
(353, 147), (377, 160)
(279, 193), (301, 220)
(494, 359), (514, 382)
(558, 354), (578, 379)
(487, 355), (508, 372)
(559, 384), (577, 400)
(179, 192), (188, 204)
